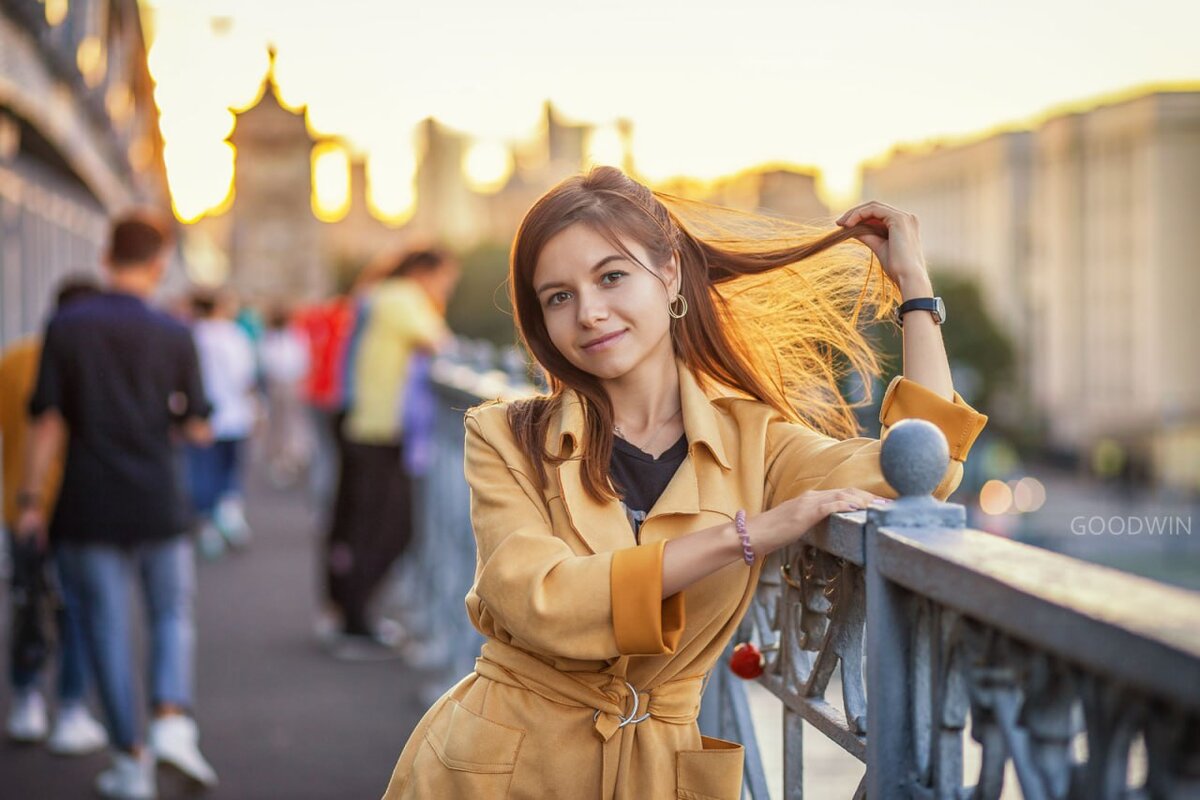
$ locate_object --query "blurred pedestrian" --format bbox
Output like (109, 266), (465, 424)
(17, 212), (219, 798)
(324, 247), (458, 659)
(259, 304), (312, 489)
(294, 293), (354, 522)
(186, 289), (258, 558)
(1, 277), (107, 755)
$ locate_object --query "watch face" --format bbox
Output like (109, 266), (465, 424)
(935, 297), (946, 324)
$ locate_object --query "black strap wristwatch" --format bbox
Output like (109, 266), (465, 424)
(896, 296), (945, 326)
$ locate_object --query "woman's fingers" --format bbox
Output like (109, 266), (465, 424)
(836, 200), (901, 228)
(827, 488), (891, 510)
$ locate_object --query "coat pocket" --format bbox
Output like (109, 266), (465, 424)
(404, 699), (525, 798)
(676, 735), (744, 800)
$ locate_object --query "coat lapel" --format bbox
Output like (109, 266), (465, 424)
(551, 392), (634, 555)
(550, 360), (740, 554)
(640, 364), (739, 542)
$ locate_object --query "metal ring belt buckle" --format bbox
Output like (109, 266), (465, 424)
(617, 680), (650, 728)
(592, 680), (651, 728)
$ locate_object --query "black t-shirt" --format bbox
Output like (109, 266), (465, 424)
(610, 433), (688, 543)
(29, 291), (211, 546)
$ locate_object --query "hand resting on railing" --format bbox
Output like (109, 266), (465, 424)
(661, 487), (891, 598)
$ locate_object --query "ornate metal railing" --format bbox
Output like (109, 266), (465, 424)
(733, 415), (1200, 798)
(393, 344), (1200, 798)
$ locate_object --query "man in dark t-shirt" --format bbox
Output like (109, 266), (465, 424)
(16, 212), (219, 798)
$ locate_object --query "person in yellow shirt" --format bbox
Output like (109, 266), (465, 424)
(325, 248), (459, 658)
(380, 166), (987, 798)
(1, 277), (107, 754)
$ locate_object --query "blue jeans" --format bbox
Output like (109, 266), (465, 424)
(7, 534), (90, 705)
(55, 536), (195, 750)
(185, 438), (244, 517)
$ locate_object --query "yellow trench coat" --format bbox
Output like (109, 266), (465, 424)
(382, 359), (987, 800)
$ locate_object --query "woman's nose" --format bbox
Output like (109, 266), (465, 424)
(577, 293), (608, 326)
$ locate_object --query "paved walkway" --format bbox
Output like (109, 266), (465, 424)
(1, 470), (442, 799)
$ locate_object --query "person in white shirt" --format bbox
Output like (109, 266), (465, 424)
(258, 306), (312, 488)
(186, 290), (258, 558)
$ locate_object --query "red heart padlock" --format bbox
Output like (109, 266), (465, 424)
(729, 642), (764, 679)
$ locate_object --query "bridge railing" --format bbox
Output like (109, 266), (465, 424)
(391, 342), (1200, 799)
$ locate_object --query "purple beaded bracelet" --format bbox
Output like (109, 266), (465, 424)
(734, 509), (755, 566)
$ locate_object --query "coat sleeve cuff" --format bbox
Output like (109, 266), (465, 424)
(878, 375), (988, 462)
(611, 540), (686, 656)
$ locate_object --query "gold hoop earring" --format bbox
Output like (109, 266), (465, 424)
(668, 294), (688, 319)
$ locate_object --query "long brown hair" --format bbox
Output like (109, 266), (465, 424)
(506, 165), (899, 502)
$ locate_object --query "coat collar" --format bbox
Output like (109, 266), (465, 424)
(551, 358), (733, 470)
(548, 358), (737, 555)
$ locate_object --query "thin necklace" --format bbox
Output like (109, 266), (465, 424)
(614, 407), (682, 455)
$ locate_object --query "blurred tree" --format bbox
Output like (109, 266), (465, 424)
(859, 269), (1015, 418)
(445, 242), (517, 346)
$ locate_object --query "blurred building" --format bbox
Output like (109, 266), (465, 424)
(407, 117), (487, 249)
(408, 102), (610, 248)
(862, 88), (1200, 489)
(223, 47), (330, 304)
(203, 57), (832, 301)
(0, 0), (171, 348)
(203, 90), (624, 285)
(324, 155), (404, 280)
(656, 167), (830, 222)
(710, 168), (829, 221)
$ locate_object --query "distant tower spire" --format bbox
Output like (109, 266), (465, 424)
(266, 43), (279, 87)
(617, 117), (635, 176)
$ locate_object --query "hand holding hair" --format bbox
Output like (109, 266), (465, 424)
(836, 201), (932, 297)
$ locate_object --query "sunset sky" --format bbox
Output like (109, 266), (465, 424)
(142, 0), (1200, 223)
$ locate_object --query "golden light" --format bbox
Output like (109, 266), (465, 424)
(367, 146), (416, 224)
(45, 0), (68, 27)
(979, 479), (1014, 515)
(312, 142), (350, 222)
(463, 141), (513, 194)
(164, 140), (235, 223)
(106, 83), (132, 123)
(585, 125), (625, 169)
(1012, 476), (1046, 513)
(76, 36), (106, 87)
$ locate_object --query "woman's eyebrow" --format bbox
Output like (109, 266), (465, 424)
(535, 254), (627, 295)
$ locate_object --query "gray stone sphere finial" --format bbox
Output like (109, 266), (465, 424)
(880, 419), (950, 498)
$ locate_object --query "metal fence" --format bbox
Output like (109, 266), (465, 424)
(390, 344), (1200, 799)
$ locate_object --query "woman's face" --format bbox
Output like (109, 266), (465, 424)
(532, 223), (677, 383)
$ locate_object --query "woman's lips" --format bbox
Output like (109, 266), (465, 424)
(582, 330), (626, 352)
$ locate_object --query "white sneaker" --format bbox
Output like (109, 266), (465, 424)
(196, 520), (226, 560)
(6, 688), (48, 742)
(312, 608), (342, 647)
(48, 704), (109, 755)
(148, 715), (218, 787)
(95, 750), (156, 799)
(329, 631), (405, 662)
(373, 618), (408, 648)
(215, 497), (252, 549)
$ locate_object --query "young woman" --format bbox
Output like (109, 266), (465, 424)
(381, 166), (988, 799)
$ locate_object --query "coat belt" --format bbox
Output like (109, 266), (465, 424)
(474, 641), (705, 799)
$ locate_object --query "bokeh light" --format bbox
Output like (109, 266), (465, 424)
(312, 142), (351, 222)
(1012, 476), (1047, 513)
(463, 141), (514, 195)
(979, 479), (1014, 515)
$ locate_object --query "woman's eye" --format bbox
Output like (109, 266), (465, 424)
(547, 291), (571, 307)
(601, 271), (627, 285)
